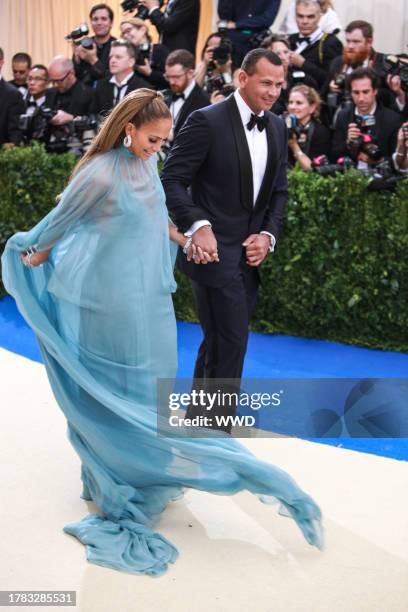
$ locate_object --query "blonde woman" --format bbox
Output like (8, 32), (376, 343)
(287, 84), (331, 170)
(280, 0), (342, 35)
(2, 89), (323, 576)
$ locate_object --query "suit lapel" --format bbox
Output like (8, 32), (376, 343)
(253, 114), (278, 213)
(226, 95), (253, 212)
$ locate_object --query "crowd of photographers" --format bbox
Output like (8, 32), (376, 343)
(1, 0), (407, 184)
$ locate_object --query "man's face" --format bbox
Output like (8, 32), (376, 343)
(48, 65), (74, 93)
(12, 61), (30, 85)
(109, 47), (135, 76)
(343, 29), (372, 65)
(239, 58), (285, 113)
(27, 67), (49, 97)
(164, 63), (194, 93)
(296, 3), (321, 36)
(90, 8), (112, 38)
(351, 77), (377, 114)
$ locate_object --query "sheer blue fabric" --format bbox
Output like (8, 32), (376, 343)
(2, 145), (323, 576)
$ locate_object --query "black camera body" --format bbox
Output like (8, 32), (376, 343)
(121, 0), (164, 20)
(349, 115), (383, 162)
(312, 155), (355, 176)
(47, 115), (98, 156)
(206, 73), (234, 97)
(65, 23), (94, 49)
(327, 71), (353, 110)
(284, 114), (309, 142)
(136, 42), (151, 66)
(18, 106), (58, 142)
(380, 54), (408, 93)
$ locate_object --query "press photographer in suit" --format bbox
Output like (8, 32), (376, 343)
(139, 0), (200, 55)
(162, 49), (287, 431)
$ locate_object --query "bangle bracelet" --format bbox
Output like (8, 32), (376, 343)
(182, 237), (192, 255)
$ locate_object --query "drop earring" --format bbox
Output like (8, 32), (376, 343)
(123, 134), (132, 148)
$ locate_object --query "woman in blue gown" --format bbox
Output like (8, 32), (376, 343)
(2, 89), (323, 576)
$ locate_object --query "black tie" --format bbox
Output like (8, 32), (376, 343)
(298, 35), (311, 44)
(247, 113), (269, 132)
(171, 92), (185, 102)
(113, 83), (128, 106)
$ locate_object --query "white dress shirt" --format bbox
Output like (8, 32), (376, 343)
(295, 28), (324, 54)
(109, 71), (134, 105)
(186, 89), (275, 251)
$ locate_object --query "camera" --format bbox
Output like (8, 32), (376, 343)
(135, 42), (151, 66)
(312, 155), (355, 176)
(207, 38), (233, 74)
(121, 0), (164, 21)
(206, 73), (234, 97)
(250, 29), (271, 50)
(18, 106), (58, 143)
(65, 22), (94, 50)
(47, 115), (98, 156)
(327, 72), (353, 109)
(284, 113), (309, 141)
(349, 115), (383, 162)
(380, 54), (408, 93)
(216, 20), (229, 35)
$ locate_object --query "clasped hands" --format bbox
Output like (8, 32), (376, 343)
(184, 226), (270, 266)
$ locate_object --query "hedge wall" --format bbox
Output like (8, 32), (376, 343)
(1, 144), (407, 352)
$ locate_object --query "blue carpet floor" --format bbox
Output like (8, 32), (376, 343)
(1, 295), (407, 461)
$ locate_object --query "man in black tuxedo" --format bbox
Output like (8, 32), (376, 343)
(218, 0), (282, 68)
(162, 49), (287, 431)
(332, 68), (402, 165)
(289, 0), (342, 89)
(139, 0), (200, 55)
(162, 49), (209, 144)
(92, 40), (150, 116)
(0, 48), (25, 147)
(47, 56), (94, 124)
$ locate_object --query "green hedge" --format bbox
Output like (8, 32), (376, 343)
(1, 144), (407, 352)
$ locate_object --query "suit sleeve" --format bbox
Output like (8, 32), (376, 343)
(331, 111), (350, 161)
(149, 0), (198, 34)
(6, 90), (25, 144)
(260, 120), (288, 242)
(161, 110), (212, 232)
(235, 1), (282, 29)
(303, 37), (343, 89)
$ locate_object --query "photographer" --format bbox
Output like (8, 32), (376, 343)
(195, 33), (234, 95)
(24, 65), (49, 113)
(73, 3), (116, 87)
(120, 17), (168, 90)
(382, 64), (408, 120)
(332, 68), (402, 168)
(288, 0), (342, 90)
(0, 48), (25, 147)
(393, 123), (408, 173)
(280, 0), (342, 36)
(217, 0), (281, 68)
(47, 56), (94, 125)
(286, 85), (331, 171)
(262, 33), (318, 115)
(138, 0), (200, 55)
(92, 40), (150, 116)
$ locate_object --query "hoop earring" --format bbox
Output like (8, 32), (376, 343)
(123, 134), (132, 148)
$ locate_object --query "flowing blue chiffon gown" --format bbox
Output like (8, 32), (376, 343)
(2, 144), (323, 575)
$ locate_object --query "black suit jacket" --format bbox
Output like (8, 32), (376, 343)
(162, 95), (288, 287)
(218, 0), (281, 30)
(91, 73), (151, 116)
(331, 103), (402, 162)
(0, 79), (25, 145)
(163, 83), (210, 136)
(45, 80), (94, 116)
(289, 32), (343, 89)
(149, 0), (200, 54)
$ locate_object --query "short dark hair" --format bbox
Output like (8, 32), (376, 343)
(111, 39), (136, 60)
(345, 20), (373, 40)
(12, 52), (32, 67)
(30, 64), (49, 78)
(90, 3), (114, 21)
(0, 48), (4, 61)
(348, 67), (379, 90)
(166, 49), (195, 70)
(241, 48), (282, 75)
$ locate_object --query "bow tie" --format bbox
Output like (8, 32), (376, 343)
(246, 113), (269, 132)
(297, 35), (311, 44)
(171, 92), (185, 102)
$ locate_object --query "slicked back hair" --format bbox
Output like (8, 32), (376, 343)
(241, 48), (282, 75)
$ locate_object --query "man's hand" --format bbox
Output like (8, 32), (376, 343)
(51, 110), (74, 126)
(242, 234), (270, 267)
(76, 43), (98, 66)
(329, 79), (341, 93)
(191, 226), (218, 263)
(289, 51), (305, 68)
(139, 0), (160, 10)
(347, 122), (361, 144)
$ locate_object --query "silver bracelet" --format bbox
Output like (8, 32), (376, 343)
(182, 237), (192, 255)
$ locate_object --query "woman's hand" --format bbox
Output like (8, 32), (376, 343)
(21, 249), (50, 267)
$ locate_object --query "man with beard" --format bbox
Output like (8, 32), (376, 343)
(322, 21), (385, 108)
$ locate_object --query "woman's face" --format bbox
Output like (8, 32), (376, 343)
(288, 91), (315, 124)
(120, 22), (147, 45)
(271, 42), (290, 70)
(126, 118), (172, 161)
